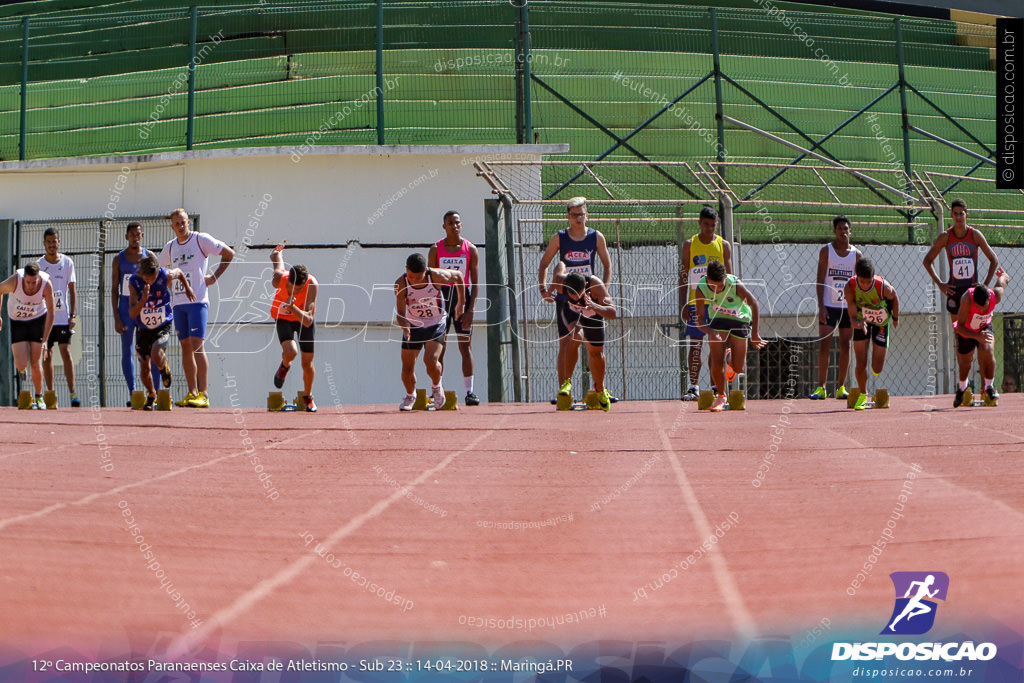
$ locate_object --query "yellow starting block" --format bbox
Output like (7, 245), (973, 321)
(131, 390), (147, 410)
(412, 388), (457, 411)
(961, 387), (998, 407)
(728, 390), (746, 411)
(847, 388), (890, 409)
(556, 393), (573, 411)
(267, 391), (297, 412)
(157, 389), (172, 411)
(44, 390), (58, 410)
(697, 390), (715, 410)
(584, 390), (602, 410)
(17, 390), (33, 410)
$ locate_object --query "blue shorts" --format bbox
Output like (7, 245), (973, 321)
(684, 304), (709, 339)
(173, 302), (208, 341)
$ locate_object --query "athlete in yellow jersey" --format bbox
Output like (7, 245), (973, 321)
(679, 206), (733, 401)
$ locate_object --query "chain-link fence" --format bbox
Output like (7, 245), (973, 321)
(13, 215), (184, 408)
(479, 160), (1024, 402)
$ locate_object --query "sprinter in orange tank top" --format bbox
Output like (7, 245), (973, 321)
(270, 244), (319, 412)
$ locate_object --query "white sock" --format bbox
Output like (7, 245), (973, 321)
(465, 376), (474, 393)
(959, 380), (968, 391)
(984, 379), (993, 389)
(432, 383), (442, 392)
(406, 392), (415, 399)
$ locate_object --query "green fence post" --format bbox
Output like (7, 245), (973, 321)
(0, 220), (12, 404)
(711, 8), (725, 165)
(895, 18), (914, 242)
(520, 1), (533, 143)
(19, 17), (29, 161)
(514, 2), (523, 143)
(187, 6), (198, 150)
(376, 0), (385, 145)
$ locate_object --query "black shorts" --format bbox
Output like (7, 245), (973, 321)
(276, 318), (316, 354)
(956, 324), (992, 355)
(136, 322), (172, 358)
(402, 322), (446, 351)
(46, 324), (74, 348)
(10, 316), (46, 344)
(441, 286), (470, 336)
(854, 323), (890, 348)
(946, 284), (971, 315)
(708, 317), (750, 339)
(556, 299), (605, 346)
(822, 306), (850, 329)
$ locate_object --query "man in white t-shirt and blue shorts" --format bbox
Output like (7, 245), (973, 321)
(158, 208), (234, 408)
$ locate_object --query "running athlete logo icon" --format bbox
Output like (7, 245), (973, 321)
(881, 572), (949, 635)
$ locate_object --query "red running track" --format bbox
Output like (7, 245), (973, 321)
(0, 395), (1021, 658)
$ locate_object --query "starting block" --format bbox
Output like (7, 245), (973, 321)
(556, 393), (574, 411)
(697, 390), (715, 410)
(960, 387), (997, 407)
(157, 389), (172, 411)
(17, 390), (32, 410)
(131, 390), (146, 410)
(728, 390), (746, 411)
(44, 390), (58, 410)
(847, 388), (890, 409)
(267, 391), (297, 412)
(412, 388), (457, 411)
(584, 390), (602, 410)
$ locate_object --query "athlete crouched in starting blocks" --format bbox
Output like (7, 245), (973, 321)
(953, 269), (1009, 407)
(694, 260), (766, 412)
(395, 253), (465, 411)
(129, 254), (194, 410)
(270, 244), (319, 412)
(544, 264), (617, 411)
(844, 257), (900, 411)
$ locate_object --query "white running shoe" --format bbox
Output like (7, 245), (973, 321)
(399, 395), (415, 411)
(432, 386), (446, 410)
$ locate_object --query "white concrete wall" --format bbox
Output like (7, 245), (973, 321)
(0, 145), (562, 407)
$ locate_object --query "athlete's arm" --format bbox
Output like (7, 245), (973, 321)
(816, 245), (828, 325)
(464, 242), (480, 325)
(694, 287), (719, 340)
(0, 273), (15, 330)
(297, 279), (317, 328)
(41, 283), (55, 362)
(270, 244), (287, 288)
(167, 267), (196, 303)
(111, 255), (124, 334)
(427, 243), (438, 269)
(992, 270), (1010, 305)
(884, 281), (900, 329)
(394, 275), (410, 338)
(538, 233), (561, 298)
(67, 281), (77, 331)
(844, 280), (864, 332)
(954, 296), (976, 339)
(583, 277), (616, 319)
(922, 233), (952, 296)
(974, 230), (999, 287)
(737, 282), (767, 348)
(722, 239), (734, 274)
(679, 238), (692, 313)
(596, 231), (612, 286)
(431, 268), (466, 318)
(206, 243), (235, 286)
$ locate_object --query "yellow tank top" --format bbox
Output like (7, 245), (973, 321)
(687, 234), (724, 306)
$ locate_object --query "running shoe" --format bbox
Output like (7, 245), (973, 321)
(70, 393), (81, 407)
(126, 400), (133, 408)
(558, 378), (571, 396)
(725, 349), (736, 382)
(682, 386), (699, 401)
(32, 395), (46, 410)
(303, 395), (318, 412)
(709, 394), (727, 412)
(835, 385), (849, 400)
(187, 391), (210, 408)
(465, 392), (480, 406)
(160, 364), (173, 388)
(143, 393), (156, 411)
(176, 392), (196, 407)
(432, 386), (446, 410)
(809, 386), (826, 400)
(399, 395), (416, 411)
(985, 385), (999, 403)
(273, 363), (289, 389)
(853, 392), (868, 410)
(953, 387), (965, 408)
(598, 389), (611, 412)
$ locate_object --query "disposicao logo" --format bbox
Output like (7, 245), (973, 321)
(832, 572), (997, 662)
(882, 571), (948, 635)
